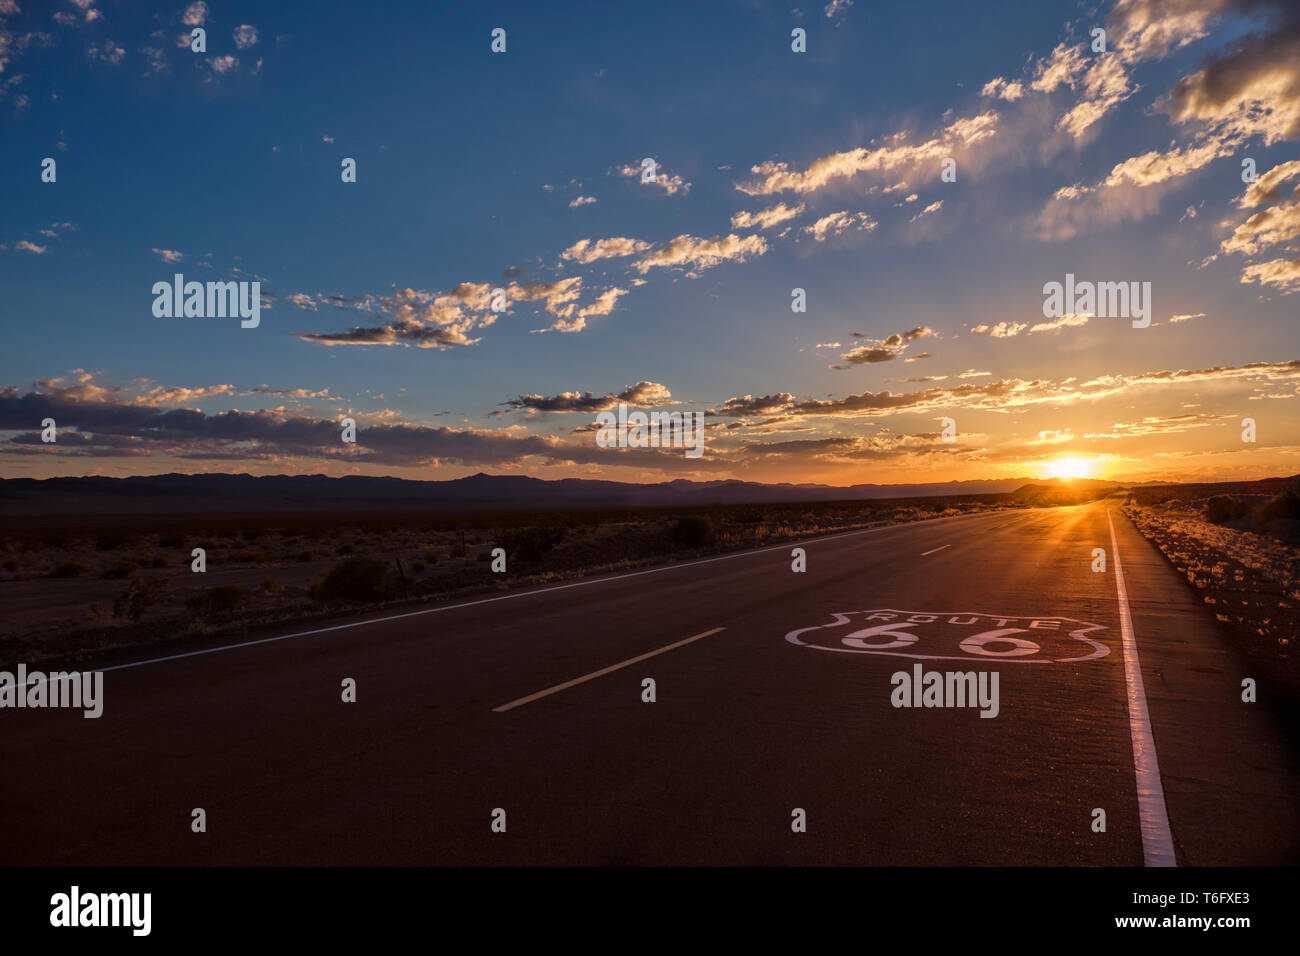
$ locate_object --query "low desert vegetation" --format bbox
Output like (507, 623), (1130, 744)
(1124, 479), (1299, 712)
(310, 555), (402, 603)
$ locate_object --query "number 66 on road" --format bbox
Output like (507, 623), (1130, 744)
(786, 609), (1110, 663)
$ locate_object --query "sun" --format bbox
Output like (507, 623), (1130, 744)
(1044, 456), (1095, 480)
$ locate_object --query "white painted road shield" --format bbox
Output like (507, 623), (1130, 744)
(786, 609), (1110, 663)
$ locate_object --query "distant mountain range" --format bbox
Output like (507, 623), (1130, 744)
(0, 471), (1126, 516)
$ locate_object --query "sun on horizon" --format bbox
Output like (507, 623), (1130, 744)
(1042, 456), (1098, 481)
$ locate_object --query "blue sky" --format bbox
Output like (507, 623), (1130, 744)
(2, 0), (1298, 485)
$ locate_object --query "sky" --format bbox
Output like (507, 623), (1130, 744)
(1, 0), (1298, 487)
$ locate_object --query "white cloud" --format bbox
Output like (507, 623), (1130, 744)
(141, 45), (169, 76)
(908, 200), (942, 222)
(970, 321), (1029, 338)
(182, 2), (209, 27)
(1161, 22), (1300, 145)
(548, 286), (631, 333)
(736, 111), (998, 196)
(86, 39), (124, 65)
(616, 163), (691, 196)
(1033, 133), (1239, 240)
(1220, 197), (1300, 257)
(1241, 257), (1300, 293)
(507, 276), (584, 319)
(1239, 160), (1300, 208)
(286, 293), (318, 311)
(981, 77), (1024, 101)
(805, 210), (876, 241)
(731, 202), (805, 230)
(1029, 312), (1090, 333)
(560, 237), (651, 264)
(634, 233), (768, 274)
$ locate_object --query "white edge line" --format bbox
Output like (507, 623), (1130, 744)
(492, 627), (726, 712)
(1106, 508), (1177, 867)
(920, 544), (951, 556)
(16, 508), (996, 683)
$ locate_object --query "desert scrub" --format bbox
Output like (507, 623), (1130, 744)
(310, 555), (401, 603)
(499, 525), (566, 564)
(186, 584), (254, 618)
(670, 515), (716, 548)
(100, 559), (139, 579)
(1205, 495), (1249, 524)
(1259, 476), (1300, 523)
(114, 576), (165, 622)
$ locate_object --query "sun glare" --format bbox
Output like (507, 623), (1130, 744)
(1044, 456), (1094, 480)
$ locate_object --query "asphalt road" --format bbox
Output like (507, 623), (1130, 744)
(3, 501), (1297, 865)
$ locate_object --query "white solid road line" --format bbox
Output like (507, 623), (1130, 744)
(920, 544), (951, 556)
(1106, 509), (1177, 867)
(492, 628), (726, 713)
(21, 509), (990, 682)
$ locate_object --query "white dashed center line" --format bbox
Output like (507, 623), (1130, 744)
(493, 628), (726, 713)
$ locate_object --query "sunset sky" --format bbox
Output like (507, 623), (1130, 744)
(2, 0), (1298, 486)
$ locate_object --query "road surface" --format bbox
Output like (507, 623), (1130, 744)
(3, 501), (1297, 865)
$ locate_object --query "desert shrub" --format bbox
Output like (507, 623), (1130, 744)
(260, 578), (282, 596)
(1204, 496), (1232, 523)
(424, 550), (439, 564)
(100, 559), (139, 579)
(186, 584), (253, 617)
(295, 550), (316, 562)
(1258, 476), (1300, 522)
(499, 525), (565, 564)
(114, 576), (165, 621)
(1205, 495), (1248, 524)
(95, 534), (129, 551)
(310, 555), (400, 603)
(3, 558), (20, 572)
(50, 560), (86, 578)
(150, 556), (168, 568)
(670, 515), (716, 548)
(158, 534), (185, 549)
